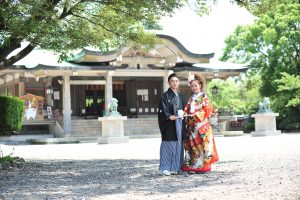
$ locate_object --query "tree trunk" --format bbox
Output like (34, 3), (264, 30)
(0, 44), (35, 71)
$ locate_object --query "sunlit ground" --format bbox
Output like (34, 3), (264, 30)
(1, 134), (299, 200)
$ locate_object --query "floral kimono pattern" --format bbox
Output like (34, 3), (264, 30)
(182, 92), (219, 172)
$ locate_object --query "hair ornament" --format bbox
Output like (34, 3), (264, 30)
(188, 74), (195, 86)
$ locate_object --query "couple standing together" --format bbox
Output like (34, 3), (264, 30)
(158, 73), (219, 176)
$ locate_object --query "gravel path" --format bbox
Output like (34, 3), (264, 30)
(1, 134), (300, 200)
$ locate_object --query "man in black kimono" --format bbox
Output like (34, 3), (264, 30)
(158, 73), (185, 176)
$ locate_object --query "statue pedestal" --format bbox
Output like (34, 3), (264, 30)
(251, 112), (281, 137)
(213, 116), (244, 136)
(97, 116), (129, 144)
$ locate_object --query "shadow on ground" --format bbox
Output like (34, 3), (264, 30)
(0, 159), (242, 199)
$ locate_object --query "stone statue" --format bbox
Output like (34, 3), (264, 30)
(258, 97), (272, 113)
(106, 98), (121, 116)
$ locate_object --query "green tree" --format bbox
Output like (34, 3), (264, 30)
(221, 2), (300, 130)
(222, 3), (299, 96)
(236, 0), (299, 16)
(1, 0), (231, 70)
(0, 0), (187, 70)
(1, 0), (276, 71)
(275, 72), (300, 110)
(243, 74), (262, 114)
(274, 72), (300, 130)
(207, 76), (261, 115)
(207, 79), (242, 114)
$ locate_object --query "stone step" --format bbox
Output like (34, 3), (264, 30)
(71, 118), (159, 137)
(125, 127), (159, 130)
(72, 125), (101, 128)
(72, 129), (100, 132)
(125, 130), (160, 135)
(72, 123), (101, 125)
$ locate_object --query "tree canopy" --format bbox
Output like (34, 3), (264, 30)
(0, 0), (274, 71)
(0, 0), (187, 70)
(236, 0), (299, 16)
(275, 72), (300, 111)
(221, 2), (300, 130)
(207, 77), (261, 115)
(221, 3), (300, 96)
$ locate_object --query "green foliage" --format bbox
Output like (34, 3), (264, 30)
(207, 75), (261, 115)
(222, 3), (300, 94)
(0, 0), (217, 68)
(0, 155), (15, 163)
(284, 122), (300, 131)
(0, 147), (25, 170)
(221, 2), (300, 130)
(0, 0), (267, 69)
(2, 0), (181, 49)
(0, 0), (186, 67)
(275, 72), (300, 108)
(274, 72), (300, 131)
(0, 96), (24, 135)
(243, 119), (255, 133)
(278, 110), (300, 130)
(237, 0), (299, 16)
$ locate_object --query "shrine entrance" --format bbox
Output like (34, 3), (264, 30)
(85, 90), (105, 118)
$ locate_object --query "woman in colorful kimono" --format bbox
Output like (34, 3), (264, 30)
(182, 74), (219, 173)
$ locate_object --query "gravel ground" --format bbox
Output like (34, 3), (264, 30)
(0, 134), (300, 200)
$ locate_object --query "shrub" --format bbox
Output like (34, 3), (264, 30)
(0, 147), (25, 170)
(278, 111), (300, 131)
(283, 122), (300, 131)
(243, 120), (255, 133)
(0, 96), (24, 135)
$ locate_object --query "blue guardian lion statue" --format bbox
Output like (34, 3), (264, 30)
(258, 97), (272, 113)
(106, 98), (121, 116)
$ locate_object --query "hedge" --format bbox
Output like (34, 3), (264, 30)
(0, 96), (24, 135)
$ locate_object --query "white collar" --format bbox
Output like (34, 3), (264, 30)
(192, 92), (204, 100)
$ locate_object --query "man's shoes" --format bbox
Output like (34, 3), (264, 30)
(162, 170), (171, 176)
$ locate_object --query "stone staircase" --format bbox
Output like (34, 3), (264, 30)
(124, 118), (160, 136)
(71, 117), (160, 137)
(72, 119), (101, 137)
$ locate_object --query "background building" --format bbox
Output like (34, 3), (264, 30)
(0, 35), (247, 138)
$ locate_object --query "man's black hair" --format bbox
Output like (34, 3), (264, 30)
(168, 73), (178, 82)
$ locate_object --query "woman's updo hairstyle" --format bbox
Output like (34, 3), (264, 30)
(189, 74), (205, 90)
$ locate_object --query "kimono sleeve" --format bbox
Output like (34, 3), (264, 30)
(203, 96), (213, 119)
(158, 93), (171, 123)
(161, 94), (172, 119)
(183, 98), (191, 115)
(158, 93), (172, 135)
(194, 95), (213, 121)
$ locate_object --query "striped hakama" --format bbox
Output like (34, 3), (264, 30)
(159, 118), (183, 171)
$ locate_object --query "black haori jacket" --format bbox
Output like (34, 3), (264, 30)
(158, 88), (186, 141)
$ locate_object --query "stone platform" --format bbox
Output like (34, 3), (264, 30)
(97, 116), (129, 144)
(251, 112), (281, 137)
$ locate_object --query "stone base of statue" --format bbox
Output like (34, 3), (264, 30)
(251, 112), (281, 137)
(97, 115), (129, 144)
(212, 115), (244, 137)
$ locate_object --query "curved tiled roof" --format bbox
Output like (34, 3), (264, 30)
(68, 34), (214, 63)
(173, 62), (248, 72)
(156, 34), (214, 59)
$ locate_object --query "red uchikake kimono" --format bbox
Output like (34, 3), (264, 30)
(182, 92), (219, 173)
